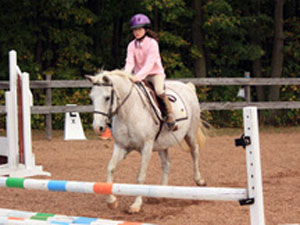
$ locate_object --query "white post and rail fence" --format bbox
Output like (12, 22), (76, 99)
(0, 71), (300, 140)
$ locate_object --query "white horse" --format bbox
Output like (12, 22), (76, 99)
(86, 70), (207, 213)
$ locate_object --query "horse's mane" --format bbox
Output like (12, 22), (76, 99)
(94, 69), (133, 82)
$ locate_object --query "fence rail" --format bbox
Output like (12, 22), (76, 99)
(1, 102), (300, 115)
(1, 77), (300, 89)
(179, 77), (300, 86)
(1, 77), (300, 114)
(1, 76), (299, 140)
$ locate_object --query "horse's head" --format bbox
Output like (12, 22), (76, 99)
(86, 70), (134, 136)
(86, 71), (117, 135)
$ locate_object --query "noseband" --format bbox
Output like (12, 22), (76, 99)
(93, 82), (134, 126)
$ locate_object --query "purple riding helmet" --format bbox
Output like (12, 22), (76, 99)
(130, 14), (151, 29)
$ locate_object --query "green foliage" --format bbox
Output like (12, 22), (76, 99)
(142, 0), (195, 77)
(262, 15), (300, 126)
(283, 16), (300, 77)
(0, 0), (96, 80)
(0, 0), (299, 128)
(197, 84), (245, 127)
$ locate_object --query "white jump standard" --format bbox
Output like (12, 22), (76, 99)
(0, 50), (50, 177)
(239, 106), (265, 225)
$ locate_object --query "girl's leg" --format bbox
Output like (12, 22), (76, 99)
(145, 74), (165, 95)
(146, 75), (176, 130)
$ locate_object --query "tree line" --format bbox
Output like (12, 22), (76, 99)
(0, 0), (299, 127)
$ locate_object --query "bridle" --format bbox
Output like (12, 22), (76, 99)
(93, 81), (135, 126)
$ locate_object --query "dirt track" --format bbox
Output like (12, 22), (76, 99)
(0, 128), (300, 225)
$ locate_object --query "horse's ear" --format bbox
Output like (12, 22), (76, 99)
(85, 74), (96, 83)
(103, 75), (111, 84)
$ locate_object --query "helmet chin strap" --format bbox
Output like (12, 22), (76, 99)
(136, 34), (146, 41)
(136, 29), (148, 41)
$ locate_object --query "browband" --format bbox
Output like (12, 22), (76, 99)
(93, 83), (113, 87)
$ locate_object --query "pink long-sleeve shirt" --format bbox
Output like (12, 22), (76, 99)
(125, 36), (166, 81)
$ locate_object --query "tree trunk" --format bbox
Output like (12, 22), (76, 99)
(112, 16), (123, 68)
(253, 58), (266, 101)
(35, 2), (43, 68)
(247, 1), (265, 102)
(269, 0), (285, 101)
(89, 0), (103, 62)
(192, 0), (207, 78)
(251, 38), (265, 101)
(153, 5), (159, 32)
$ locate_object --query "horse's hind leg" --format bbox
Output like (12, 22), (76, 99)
(106, 144), (128, 209)
(184, 134), (206, 186)
(158, 149), (170, 185)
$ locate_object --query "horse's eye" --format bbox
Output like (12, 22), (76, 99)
(105, 96), (110, 102)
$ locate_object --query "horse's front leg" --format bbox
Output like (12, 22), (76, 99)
(106, 144), (128, 209)
(128, 142), (153, 214)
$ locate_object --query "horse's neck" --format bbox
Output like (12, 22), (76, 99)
(113, 77), (132, 98)
(114, 80), (148, 121)
(114, 78), (136, 116)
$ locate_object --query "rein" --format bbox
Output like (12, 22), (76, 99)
(93, 81), (135, 125)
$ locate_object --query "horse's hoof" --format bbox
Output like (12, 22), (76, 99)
(107, 200), (118, 209)
(196, 179), (206, 186)
(126, 205), (142, 214)
(126, 207), (140, 214)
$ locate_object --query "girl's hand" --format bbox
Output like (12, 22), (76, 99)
(129, 75), (139, 83)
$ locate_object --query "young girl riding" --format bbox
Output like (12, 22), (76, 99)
(124, 13), (176, 130)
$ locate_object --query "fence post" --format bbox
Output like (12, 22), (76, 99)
(45, 74), (52, 140)
(244, 71), (251, 103)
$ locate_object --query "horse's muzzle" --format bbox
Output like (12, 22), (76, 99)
(93, 125), (105, 136)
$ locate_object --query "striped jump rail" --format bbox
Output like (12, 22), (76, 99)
(0, 208), (155, 225)
(0, 177), (248, 201)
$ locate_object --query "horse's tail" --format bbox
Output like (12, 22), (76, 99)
(179, 119), (207, 152)
(197, 119), (207, 150)
(177, 82), (208, 151)
(187, 81), (207, 149)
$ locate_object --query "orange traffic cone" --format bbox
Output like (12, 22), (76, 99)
(100, 128), (113, 140)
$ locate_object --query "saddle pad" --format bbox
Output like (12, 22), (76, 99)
(166, 88), (188, 122)
(138, 82), (188, 123)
